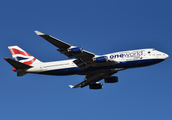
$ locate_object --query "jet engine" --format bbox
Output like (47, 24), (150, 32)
(93, 56), (108, 62)
(89, 83), (103, 89)
(104, 76), (118, 83)
(67, 46), (83, 53)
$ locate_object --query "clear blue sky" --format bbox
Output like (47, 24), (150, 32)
(1, 0), (172, 120)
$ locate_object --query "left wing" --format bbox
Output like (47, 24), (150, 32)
(35, 31), (95, 59)
(35, 31), (119, 70)
(35, 31), (96, 69)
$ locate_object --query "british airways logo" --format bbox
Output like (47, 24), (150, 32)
(110, 51), (143, 59)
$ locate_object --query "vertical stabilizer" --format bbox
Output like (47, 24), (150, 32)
(7, 46), (42, 72)
(8, 46), (42, 65)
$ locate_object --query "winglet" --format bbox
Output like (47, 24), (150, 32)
(34, 30), (45, 35)
(69, 85), (74, 88)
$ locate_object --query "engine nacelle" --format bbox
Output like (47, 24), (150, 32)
(93, 56), (108, 62)
(104, 76), (118, 83)
(68, 46), (83, 53)
(89, 83), (103, 89)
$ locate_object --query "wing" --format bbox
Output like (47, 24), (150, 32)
(69, 69), (118, 88)
(35, 31), (95, 59)
(35, 31), (118, 70)
(35, 31), (96, 69)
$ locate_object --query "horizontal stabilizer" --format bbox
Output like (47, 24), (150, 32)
(4, 58), (32, 69)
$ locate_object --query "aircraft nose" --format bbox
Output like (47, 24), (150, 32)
(164, 53), (169, 59)
(162, 53), (169, 59)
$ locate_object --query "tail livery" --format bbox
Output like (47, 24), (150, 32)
(8, 46), (37, 66)
(4, 46), (41, 76)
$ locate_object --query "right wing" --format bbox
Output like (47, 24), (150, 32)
(69, 69), (118, 88)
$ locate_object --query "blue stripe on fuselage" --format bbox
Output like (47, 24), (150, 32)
(39, 59), (165, 76)
(39, 67), (81, 76)
(114, 59), (165, 68)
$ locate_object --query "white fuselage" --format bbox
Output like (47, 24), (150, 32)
(26, 48), (168, 75)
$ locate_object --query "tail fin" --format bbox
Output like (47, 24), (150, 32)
(8, 46), (42, 66)
(6, 46), (42, 73)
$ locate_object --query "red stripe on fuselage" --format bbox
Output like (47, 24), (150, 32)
(134, 56), (141, 58)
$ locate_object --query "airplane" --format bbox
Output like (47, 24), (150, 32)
(4, 31), (169, 89)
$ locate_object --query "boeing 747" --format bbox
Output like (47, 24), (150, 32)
(4, 31), (169, 89)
